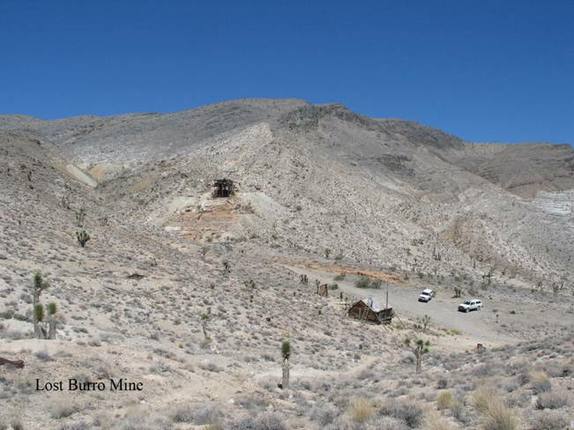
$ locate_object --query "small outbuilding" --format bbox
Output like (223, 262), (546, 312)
(213, 179), (235, 198)
(348, 297), (394, 324)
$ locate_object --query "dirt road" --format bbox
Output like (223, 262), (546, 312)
(286, 265), (518, 346)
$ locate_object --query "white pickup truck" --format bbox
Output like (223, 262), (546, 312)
(418, 288), (434, 302)
(458, 299), (483, 312)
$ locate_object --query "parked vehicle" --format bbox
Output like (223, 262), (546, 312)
(458, 299), (483, 312)
(418, 288), (434, 302)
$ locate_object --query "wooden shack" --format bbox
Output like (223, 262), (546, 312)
(348, 298), (394, 325)
(213, 179), (235, 198)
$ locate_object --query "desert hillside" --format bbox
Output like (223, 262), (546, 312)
(1, 99), (573, 429)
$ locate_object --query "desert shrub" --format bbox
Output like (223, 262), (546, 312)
(200, 362), (223, 372)
(193, 403), (223, 425)
(116, 413), (173, 430)
(58, 421), (91, 430)
(309, 403), (339, 426)
(370, 279), (382, 289)
(49, 400), (80, 419)
(530, 371), (552, 394)
(473, 389), (518, 430)
(436, 390), (454, 410)
(450, 400), (467, 423)
(354, 276), (383, 289)
(322, 415), (356, 430)
(348, 398), (374, 423)
(367, 416), (409, 430)
(378, 399), (423, 428)
(35, 351), (53, 361)
(473, 364), (494, 377)
(545, 361), (572, 378)
(170, 404), (194, 423)
(473, 387), (498, 414)
(236, 394), (269, 413)
(150, 361), (172, 373)
(481, 400), (519, 430)
(425, 412), (454, 430)
(334, 273), (346, 281)
(436, 377), (448, 389)
(531, 410), (570, 430)
(355, 276), (371, 289)
(535, 391), (569, 410)
(516, 371), (530, 386)
(230, 413), (286, 430)
(0, 310), (14, 319)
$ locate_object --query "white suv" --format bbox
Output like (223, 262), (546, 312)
(458, 299), (483, 312)
(418, 288), (434, 302)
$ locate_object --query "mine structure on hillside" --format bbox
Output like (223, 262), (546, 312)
(348, 297), (394, 324)
(213, 179), (235, 198)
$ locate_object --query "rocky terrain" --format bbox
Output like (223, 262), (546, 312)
(0, 99), (573, 429)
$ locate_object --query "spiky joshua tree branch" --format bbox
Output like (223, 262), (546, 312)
(405, 337), (430, 373)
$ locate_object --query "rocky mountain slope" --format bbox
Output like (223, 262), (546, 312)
(1, 99), (573, 429)
(4, 98), (571, 288)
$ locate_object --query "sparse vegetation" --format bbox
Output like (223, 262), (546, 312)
(379, 398), (424, 428)
(1, 99), (573, 429)
(436, 390), (454, 410)
(531, 410), (570, 430)
(348, 398), (375, 423)
(355, 276), (382, 289)
(536, 391), (569, 410)
(49, 400), (80, 419)
(474, 388), (519, 430)
(482, 400), (519, 430)
(530, 371), (552, 394)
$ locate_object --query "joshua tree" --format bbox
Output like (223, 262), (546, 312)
(405, 338), (430, 373)
(483, 266), (495, 285)
(47, 302), (58, 339)
(75, 208), (86, 228)
(432, 246), (442, 261)
(60, 194), (71, 210)
(453, 286), (463, 298)
(243, 279), (256, 291)
(281, 338), (291, 389)
(31, 273), (59, 339)
(415, 315), (431, 333)
(76, 229), (90, 247)
(34, 304), (45, 338)
(200, 312), (210, 342)
(32, 272), (49, 338)
(324, 248), (331, 259)
(222, 260), (230, 274)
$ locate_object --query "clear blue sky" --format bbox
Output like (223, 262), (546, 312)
(1, 0), (573, 143)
